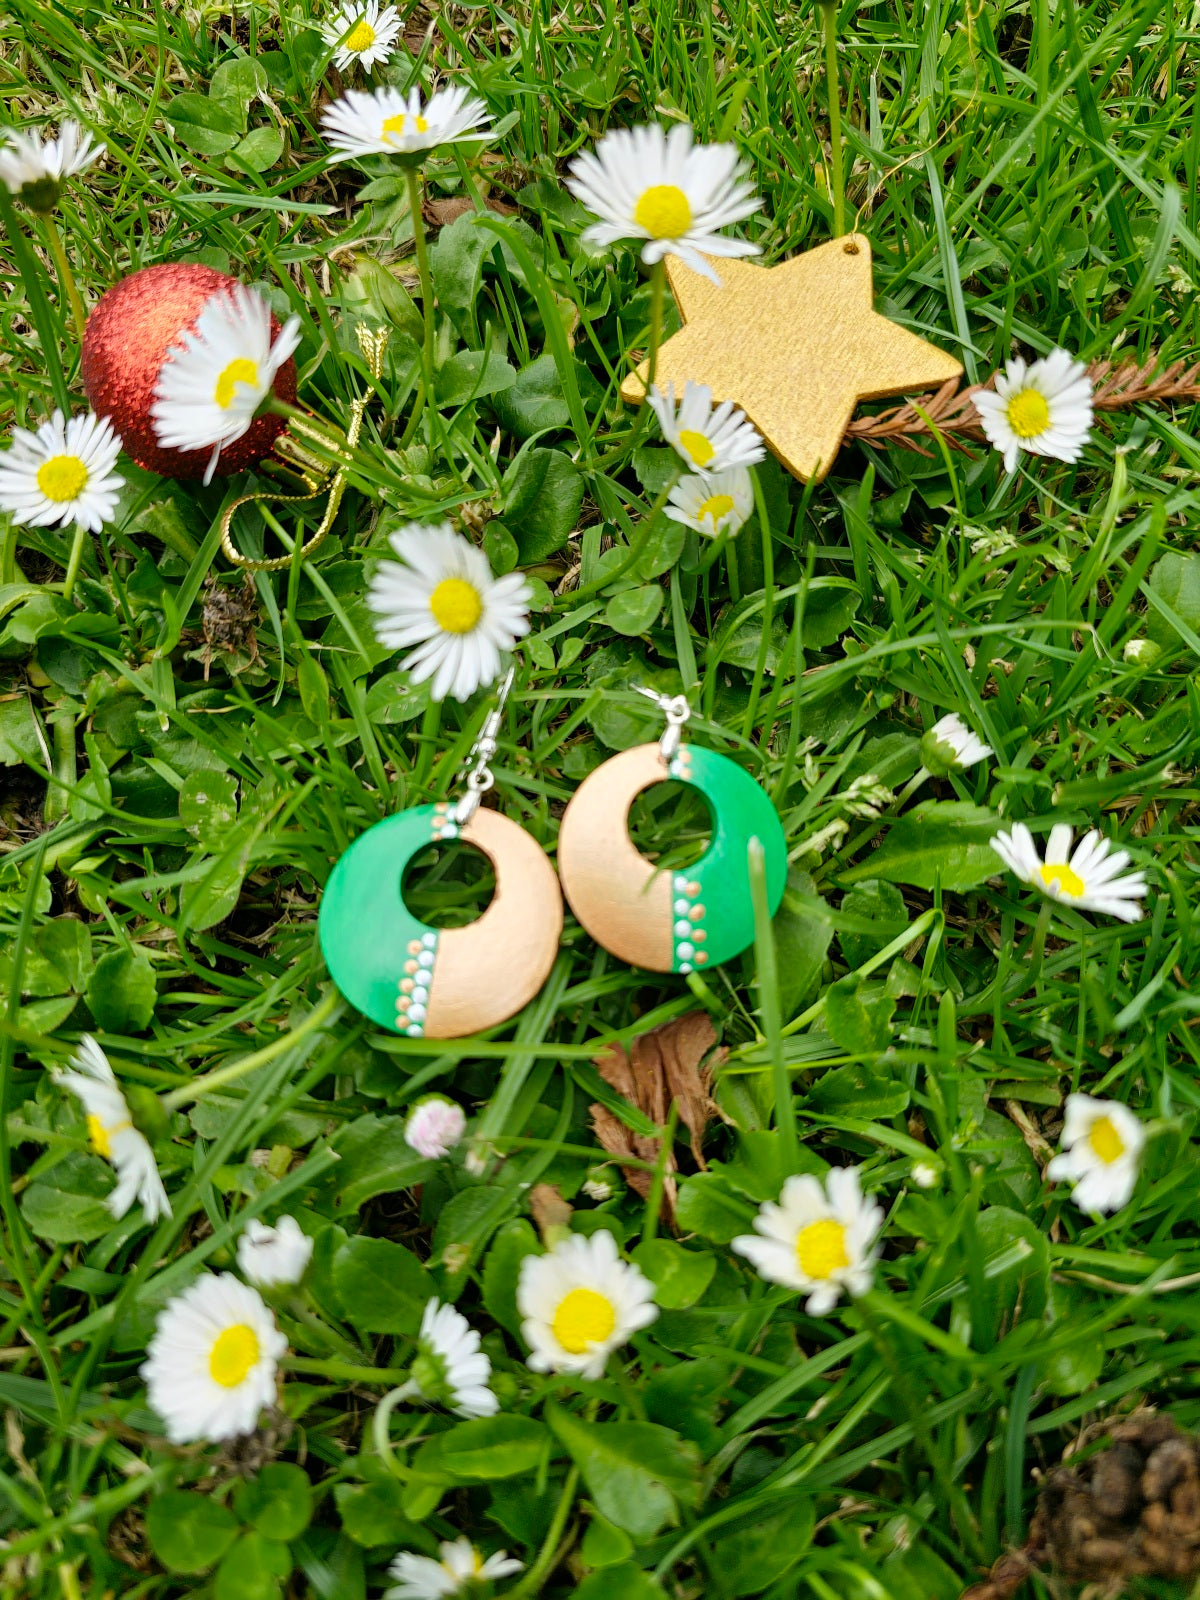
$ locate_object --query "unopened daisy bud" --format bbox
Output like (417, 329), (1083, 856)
(405, 1095), (466, 1159)
(236, 1215), (313, 1288)
(409, 1299), (498, 1418)
(920, 713), (992, 776)
(1123, 638), (1161, 667)
(911, 1161), (939, 1189)
(582, 1166), (617, 1202)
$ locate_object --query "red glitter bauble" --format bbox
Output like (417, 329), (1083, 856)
(81, 263), (298, 482)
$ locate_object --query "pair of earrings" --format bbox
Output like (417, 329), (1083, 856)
(318, 674), (788, 1039)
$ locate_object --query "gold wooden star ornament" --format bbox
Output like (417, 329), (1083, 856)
(620, 233), (964, 483)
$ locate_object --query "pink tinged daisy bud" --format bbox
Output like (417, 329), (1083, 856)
(236, 1215), (314, 1288)
(405, 1096), (467, 1159)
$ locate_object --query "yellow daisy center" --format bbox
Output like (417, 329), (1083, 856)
(796, 1219), (849, 1281)
(214, 357), (260, 410)
(209, 1324), (260, 1387)
(1005, 388), (1050, 440)
(36, 454), (88, 502)
(429, 577), (483, 633)
(678, 429), (715, 466)
(552, 1288), (616, 1354)
(697, 493), (735, 527)
(344, 19), (376, 51)
(634, 184), (692, 239)
(1088, 1116), (1125, 1165)
(86, 1113), (130, 1158)
(383, 111), (429, 137)
(1039, 862), (1085, 898)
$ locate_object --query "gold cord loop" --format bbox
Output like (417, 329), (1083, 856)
(220, 325), (389, 573)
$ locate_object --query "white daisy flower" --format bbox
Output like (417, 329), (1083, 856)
(516, 1229), (658, 1380)
(665, 466), (753, 539)
(141, 1272), (287, 1444)
(732, 1166), (883, 1316)
(53, 1037), (171, 1224)
(151, 282), (302, 486)
(0, 410), (124, 533)
(973, 349), (1093, 474)
(1046, 1093), (1145, 1214)
(367, 521), (532, 703)
(565, 121), (761, 285)
(321, 0), (402, 72)
(989, 823), (1146, 922)
(236, 1215), (313, 1289)
(0, 119), (102, 206)
(410, 1299), (498, 1418)
(387, 1538), (523, 1600)
(321, 85), (491, 161)
(648, 381), (765, 476)
(405, 1096), (467, 1159)
(921, 712), (992, 774)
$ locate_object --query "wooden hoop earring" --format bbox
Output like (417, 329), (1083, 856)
(558, 694), (787, 973)
(320, 803), (562, 1037)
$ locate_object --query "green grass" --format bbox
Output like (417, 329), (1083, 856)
(1, 0), (1199, 1596)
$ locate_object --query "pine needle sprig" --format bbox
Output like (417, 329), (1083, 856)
(844, 357), (1200, 457)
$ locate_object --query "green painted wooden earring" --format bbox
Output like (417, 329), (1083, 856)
(557, 690), (787, 972)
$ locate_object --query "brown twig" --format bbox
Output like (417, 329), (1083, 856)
(845, 357), (1200, 457)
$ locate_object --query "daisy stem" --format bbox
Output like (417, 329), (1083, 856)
(405, 165), (437, 383)
(819, 0), (846, 238)
(741, 467), (775, 740)
(61, 523), (89, 602)
(749, 836), (798, 1174)
(646, 257), (666, 389)
(160, 989), (341, 1111)
(564, 475), (676, 603)
(285, 1357), (413, 1385)
(1, 522), (19, 585)
(372, 1380), (421, 1476)
(505, 1467), (580, 1600)
(413, 695), (442, 791)
(40, 217), (87, 341)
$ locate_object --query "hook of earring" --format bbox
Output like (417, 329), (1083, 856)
(450, 665), (517, 825)
(632, 684), (691, 760)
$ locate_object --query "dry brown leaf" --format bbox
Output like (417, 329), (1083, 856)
(529, 1183), (572, 1242)
(422, 195), (519, 228)
(590, 1012), (724, 1226)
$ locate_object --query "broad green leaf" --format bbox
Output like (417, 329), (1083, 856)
(20, 1153), (115, 1244)
(839, 878), (909, 968)
(86, 945), (157, 1032)
(547, 1406), (700, 1540)
(213, 1530), (291, 1600)
(179, 769), (239, 849)
(228, 126), (284, 173)
(806, 1060), (909, 1120)
(333, 1480), (425, 1548)
(332, 1236), (431, 1334)
(973, 1205), (1050, 1351)
(504, 447), (583, 561)
(146, 1490), (238, 1574)
(163, 92), (242, 153)
(802, 582), (860, 648)
(631, 1239), (716, 1309)
(604, 585), (663, 636)
(673, 1173), (756, 1243)
(0, 696), (42, 766)
(492, 353), (572, 438)
(483, 1218), (540, 1335)
(774, 879), (833, 1021)
(824, 975), (896, 1055)
(233, 1463), (313, 1542)
(341, 258), (422, 343)
(209, 57), (268, 113)
(324, 1114), (434, 1215)
(711, 1500), (816, 1595)
(179, 818), (256, 933)
(580, 1514), (635, 1568)
(574, 1564), (665, 1599)
(421, 1415), (550, 1481)
(843, 802), (1001, 891)
(1146, 550), (1200, 650)
(436, 349), (516, 408)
